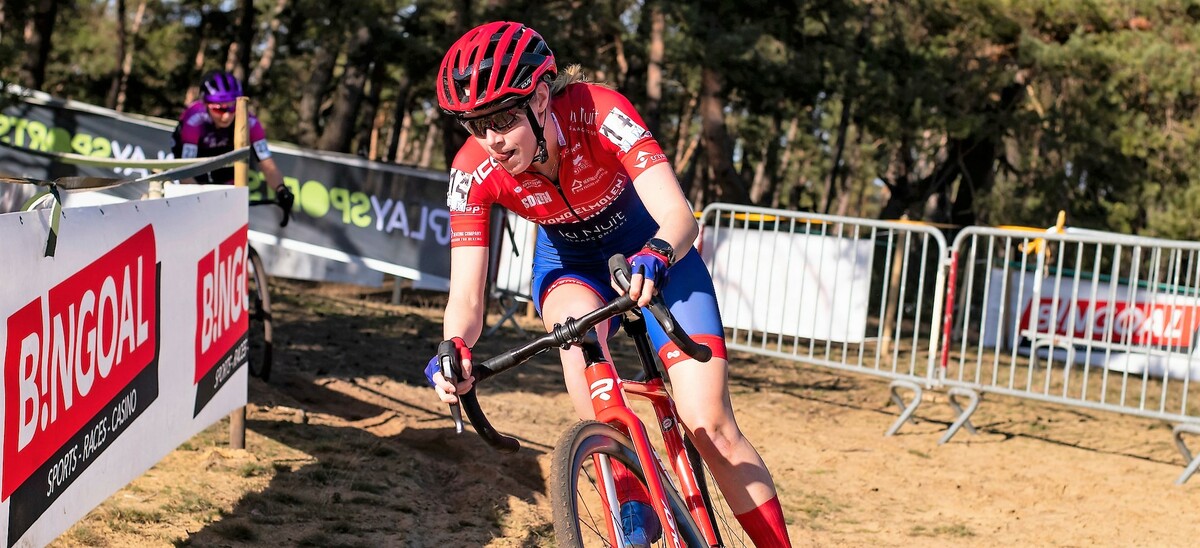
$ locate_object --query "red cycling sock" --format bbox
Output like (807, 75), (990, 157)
(611, 460), (651, 505)
(734, 495), (791, 547)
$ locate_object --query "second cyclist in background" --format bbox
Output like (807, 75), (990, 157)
(171, 70), (293, 210)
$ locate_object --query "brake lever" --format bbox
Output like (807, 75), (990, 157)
(436, 340), (464, 434)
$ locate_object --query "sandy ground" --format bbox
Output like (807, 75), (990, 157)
(49, 279), (1200, 547)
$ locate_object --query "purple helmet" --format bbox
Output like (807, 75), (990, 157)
(201, 71), (243, 103)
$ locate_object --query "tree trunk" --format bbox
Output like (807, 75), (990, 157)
(386, 73), (412, 163)
(105, 0), (128, 109)
(355, 59), (388, 158)
(750, 112), (784, 205)
(824, 95), (853, 215)
(21, 0), (58, 89)
(440, 0), (472, 169)
(697, 66), (749, 204)
(296, 44), (338, 148)
(224, 0), (253, 80)
(317, 24), (373, 152)
(395, 110), (413, 162)
(643, 1), (664, 137)
(185, 12), (211, 105)
(421, 108), (441, 168)
(115, 1), (146, 112)
(673, 87), (697, 169)
(772, 115), (800, 208)
(249, 0), (288, 88)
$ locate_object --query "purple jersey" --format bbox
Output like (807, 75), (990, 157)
(173, 101), (272, 184)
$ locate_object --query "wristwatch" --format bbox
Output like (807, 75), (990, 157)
(643, 237), (676, 267)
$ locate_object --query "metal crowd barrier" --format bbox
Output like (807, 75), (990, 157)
(486, 207), (537, 335)
(697, 204), (950, 436)
(943, 226), (1200, 483)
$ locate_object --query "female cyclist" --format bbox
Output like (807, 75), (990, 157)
(171, 70), (292, 206)
(425, 21), (792, 547)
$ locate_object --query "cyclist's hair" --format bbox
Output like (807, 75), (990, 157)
(550, 64), (613, 95)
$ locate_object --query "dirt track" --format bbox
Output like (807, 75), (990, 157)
(51, 279), (1200, 547)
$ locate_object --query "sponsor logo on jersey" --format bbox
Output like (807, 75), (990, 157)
(599, 107), (649, 153)
(570, 108), (598, 126)
(544, 174), (629, 224)
(570, 167), (609, 193)
(633, 150), (667, 169)
(635, 151), (651, 169)
(470, 156), (501, 184)
(520, 191), (553, 209)
(570, 153), (592, 174)
(557, 211), (629, 242)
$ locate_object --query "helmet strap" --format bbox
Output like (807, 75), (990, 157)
(524, 102), (548, 164)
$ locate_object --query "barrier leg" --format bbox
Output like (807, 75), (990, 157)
(229, 406), (246, 449)
(484, 292), (527, 337)
(1172, 423), (1200, 485)
(885, 379), (923, 437)
(392, 280), (403, 305)
(938, 387), (980, 445)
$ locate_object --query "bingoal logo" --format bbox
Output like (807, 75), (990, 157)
(194, 227), (249, 384)
(3, 225), (158, 501)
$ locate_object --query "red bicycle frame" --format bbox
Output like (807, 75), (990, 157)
(584, 357), (721, 547)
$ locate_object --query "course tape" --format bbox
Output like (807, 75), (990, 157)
(0, 141), (251, 256)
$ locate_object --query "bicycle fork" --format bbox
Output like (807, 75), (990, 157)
(623, 378), (722, 547)
(582, 344), (689, 548)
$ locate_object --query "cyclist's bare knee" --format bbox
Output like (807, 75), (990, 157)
(683, 417), (745, 461)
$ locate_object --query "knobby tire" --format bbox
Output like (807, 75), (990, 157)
(551, 421), (705, 547)
(246, 246), (274, 381)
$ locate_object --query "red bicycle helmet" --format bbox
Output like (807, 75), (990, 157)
(437, 21), (557, 114)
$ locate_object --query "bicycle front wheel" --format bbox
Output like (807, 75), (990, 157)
(551, 420), (705, 547)
(246, 246), (274, 381)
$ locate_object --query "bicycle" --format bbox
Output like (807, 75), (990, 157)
(439, 255), (751, 547)
(245, 187), (292, 382)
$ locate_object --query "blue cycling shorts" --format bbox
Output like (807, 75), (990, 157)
(532, 249), (728, 368)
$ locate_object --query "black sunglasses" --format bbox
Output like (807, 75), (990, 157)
(459, 99), (530, 138)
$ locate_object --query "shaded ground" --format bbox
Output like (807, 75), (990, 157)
(51, 278), (1200, 547)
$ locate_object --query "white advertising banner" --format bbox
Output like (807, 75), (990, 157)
(492, 210), (536, 299)
(703, 227), (872, 343)
(981, 267), (1200, 380)
(0, 186), (249, 546)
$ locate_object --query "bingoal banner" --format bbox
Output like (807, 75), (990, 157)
(0, 186), (249, 547)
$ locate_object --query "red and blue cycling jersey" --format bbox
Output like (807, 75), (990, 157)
(171, 101), (273, 184)
(447, 82), (727, 367)
(447, 82), (670, 261)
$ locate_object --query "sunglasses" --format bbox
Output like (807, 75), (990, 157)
(207, 103), (237, 114)
(459, 101), (529, 138)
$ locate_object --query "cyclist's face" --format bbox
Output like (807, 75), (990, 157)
(462, 83), (547, 174)
(207, 102), (237, 128)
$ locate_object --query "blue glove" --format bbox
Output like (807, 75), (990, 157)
(424, 356), (441, 387)
(628, 248), (670, 288)
(426, 337), (471, 387)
